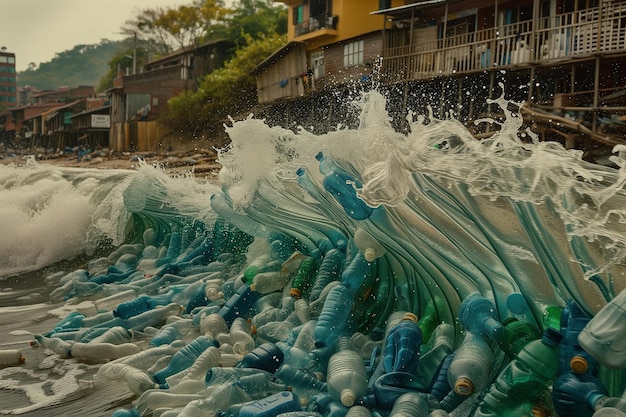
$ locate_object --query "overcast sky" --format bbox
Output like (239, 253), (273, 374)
(0, 0), (192, 72)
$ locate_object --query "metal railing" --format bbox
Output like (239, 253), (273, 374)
(382, 3), (626, 81)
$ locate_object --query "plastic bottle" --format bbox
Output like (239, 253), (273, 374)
(153, 335), (218, 385)
(177, 380), (252, 417)
(327, 337), (368, 407)
(275, 363), (327, 394)
(291, 257), (317, 299)
(593, 409), (626, 417)
(353, 228), (386, 262)
(237, 391), (302, 417)
(345, 405), (373, 417)
(200, 312), (230, 338)
(89, 326), (134, 344)
(32, 334), (73, 358)
(340, 251), (372, 291)
(416, 323), (455, 388)
(126, 303), (184, 333)
(237, 342), (284, 373)
(236, 372), (292, 399)
(230, 317), (256, 355)
(165, 346), (221, 388)
(250, 270), (294, 294)
(150, 324), (183, 347)
(315, 284), (355, 348)
(97, 362), (159, 394)
(277, 413), (323, 417)
(458, 292), (504, 342)
(316, 151), (373, 220)
(95, 289), (138, 312)
(309, 248), (345, 302)
(219, 284), (260, 327)
(473, 327), (563, 416)
(579, 287), (626, 370)
(551, 371), (607, 417)
(68, 342), (142, 363)
(111, 409), (141, 417)
(361, 371), (429, 410)
(113, 295), (155, 319)
(447, 332), (494, 397)
(592, 396), (626, 413)
(560, 299), (598, 374)
(383, 312), (423, 374)
(543, 305), (564, 330)
(388, 391), (429, 417)
(351, 332), (381, 359)
(498, 317), (541, 359)
(0, 349), (25, 367)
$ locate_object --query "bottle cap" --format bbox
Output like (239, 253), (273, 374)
(570, 355), (589, 373)
(532, 406), (550, 417)
(290, 288), (302, 299)
(340, 389), (356, 407)
(454, 377), (474, 397)
(402, 312), (418, 323)
(19, 355), (25, 364)
(364, 248), (376, 262)
(249, 283), (258, 291)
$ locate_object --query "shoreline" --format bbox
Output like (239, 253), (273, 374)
(0, 147), (223, 180)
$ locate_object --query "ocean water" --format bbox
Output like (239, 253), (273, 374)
(0, 89), (625, 416)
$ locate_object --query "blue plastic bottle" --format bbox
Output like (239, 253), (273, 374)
(236, 342), (285, 373)
(340, 252), (371, 291)
(314, 284), (355, 348)
(111, 409), (141, 417)
(560, 299), (599, 375)
(316, 151), (373, 220)
(361, 371), (429, 410)
(219, 284), (260, 327)
(113, 295), (154, 319)
(237, 391), (302, 417)
(458, 292), (504, 342)
(150, 325), (182, 347)
(152, 335), (218, 385)
(309, 248), (345, 302)
(382, 312), (422, 375)
(552, 371), (608, 417)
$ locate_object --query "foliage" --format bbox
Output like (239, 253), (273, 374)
(121, 0), (229, 56)
(165, 32), (286, 137)
(17, 41), (122, 91)
(215, 0), (288, 48)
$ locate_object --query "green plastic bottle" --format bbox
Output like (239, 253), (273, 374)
(472, 327), (563, 417)
(498, 317), (541, 359)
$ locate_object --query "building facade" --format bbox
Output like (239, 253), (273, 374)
(0, 51), (17, 109)
(255, 0), (626, 161)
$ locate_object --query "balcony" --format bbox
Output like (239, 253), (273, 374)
(294, 13), (338, 40)
(381, 2), (626, 82)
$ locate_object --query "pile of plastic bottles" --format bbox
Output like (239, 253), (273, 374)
(21, 219), (626, 417)
(13, 150), (626, 417)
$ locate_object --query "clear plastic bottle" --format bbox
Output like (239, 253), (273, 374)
(458, 292), (504, 342)
(94, 289), (138, 312)
(68, 342), (142, 363)
(230, 317), (256, 355)
(447, 332), (494, 397)
(388, 391), (429, 417)
(164, 346), (221, 388)
(236, 391), (302, 417)
(177, 381), (251, 417)
(383, 312), (423, 375)
(327, 337), (368, 407)
(32, 334), (73, 358)
(350, 331), (381, 359)
(126, 303), (184, 332)
(315, 284), (355, 348)
(200, 312), (230, 338)
(153, 335), (218, 385)
(90, 326), (133, 344)
(250, 270), (293, 294)
(416, 323), (455, 388)
(97, 362), (159, 394)
(578, 287), (626, 370)
(345, 405), (373, 417)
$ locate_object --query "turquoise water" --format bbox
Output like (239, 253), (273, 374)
(1, 90), (625, 415)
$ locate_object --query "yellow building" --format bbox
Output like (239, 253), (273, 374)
(253, 0), (405, 104)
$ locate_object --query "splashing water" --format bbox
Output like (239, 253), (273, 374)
(1, 89), (625, 414)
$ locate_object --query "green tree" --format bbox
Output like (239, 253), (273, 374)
(165, 32), (286, 138)
(122, 0), (229, 56)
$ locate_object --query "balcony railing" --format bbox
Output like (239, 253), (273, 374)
(382, 2), (626, 81)
(295, 13), (338, 37)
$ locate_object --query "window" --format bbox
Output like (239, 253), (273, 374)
(294, 6), (304, 24)
(343, 40), (364, 67)
(311, 51), (325, 79)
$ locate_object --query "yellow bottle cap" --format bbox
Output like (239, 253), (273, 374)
(289, 288), (302, 299)
(402, 312), (418, 323)
(454, 377), (474, 397)
(570, 355), (589, 373)
(532, 405), (550, 417)
(341, 389), (356, 407)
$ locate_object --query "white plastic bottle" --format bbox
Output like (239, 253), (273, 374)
(94, 289), (138, 312)
(354, 228), (386, 261)
(0, 349), (25, 367)
(32, 334), (73, 358)
(90, 326), (133, 344)
(69, 342), (142, 363)
(230, 317), (255, 355)
(200, 312), (229, 338)
(165, 346), (221, 387)
(250, 270), (293, 294)
(327, 337), (368, 407)
(96, 362), (158, 394)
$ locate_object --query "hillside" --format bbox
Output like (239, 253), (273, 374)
(16, 40), (123, 91)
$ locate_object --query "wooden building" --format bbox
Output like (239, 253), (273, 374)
(256, 0), (626, 158)
(108, 39), (234, 152)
